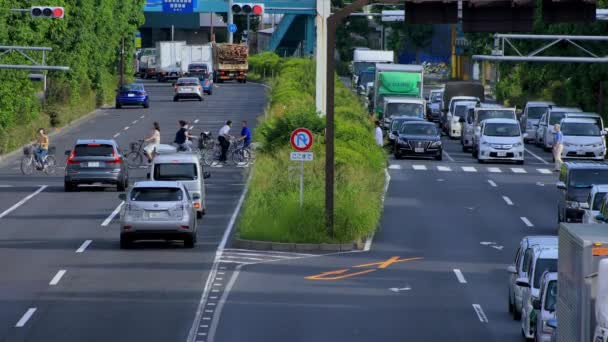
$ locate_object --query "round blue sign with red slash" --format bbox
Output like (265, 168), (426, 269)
(290, 128), (313, 152)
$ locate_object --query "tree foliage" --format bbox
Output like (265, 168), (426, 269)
(0, 0), (144, 153)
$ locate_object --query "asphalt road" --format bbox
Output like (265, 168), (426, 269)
(206, 109), (561, 341)
(0, 80), (266, 342)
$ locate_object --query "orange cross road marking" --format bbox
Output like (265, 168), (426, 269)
(353, 256), (423, 269)
(305, 269), (377, 281)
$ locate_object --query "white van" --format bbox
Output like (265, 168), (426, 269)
(536, 106), (582, 150)
(474, 118), (524, 164)
(559, 117), (606, 161)
(149, 153), (209, 218)
(471, 106), (517, 156)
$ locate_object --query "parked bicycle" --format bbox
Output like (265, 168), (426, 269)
(20, 145), (57, 175)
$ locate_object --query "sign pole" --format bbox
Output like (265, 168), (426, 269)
(300, 160), (304, 208)
(228, 0), (234, 43)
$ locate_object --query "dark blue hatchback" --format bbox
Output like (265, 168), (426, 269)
(116, 83), (149, 109)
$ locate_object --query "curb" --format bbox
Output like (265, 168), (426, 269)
(233, 238), (358, 252)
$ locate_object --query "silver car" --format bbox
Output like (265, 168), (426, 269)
(173, 77), (203, 102)
(119, 181), (197, 249)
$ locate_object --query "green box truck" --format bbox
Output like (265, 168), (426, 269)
(373, 64), (424, 119)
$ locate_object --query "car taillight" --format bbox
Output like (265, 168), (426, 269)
(180, 225), (189, 230)
(220, 71), (225, 75)
(194, 202), (201, 209)
(106, 151), (122, 164)
(204, 81), (210, 86)
(66, 150), (80, 164)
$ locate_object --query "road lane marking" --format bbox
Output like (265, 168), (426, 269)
(124, 126), (130, 131)
(521, 217), (534, 227)
(15, 308), (36, 327)
(488, 167), (502, 173)
(132, 120), (138, 124)
(525, 148), (550, 164)
(0, 185), (47, 219)
(443, 150), (455, 162)
(49, 270), (67, 286)
(194, 119), (199, 124)
(412, 165), (427, 170)
(502, 196), (514, 206)
(101, 201), (124, 226)
(462, 166), (477, 172)
(472, 304), (489, 323)
(0, 185), (13, 188)
(453, 269), (467, 284)
(353, 256), (422, 269)
(437, 166), (452, 172)
(511, 167), (526, 174)
(113, 132), (121, 138)
(488, 180), (497, 187)
(208, 265), (242, 342)
(76, 240), (92, 253)
(388, 164), (401, 170)
(537, 168), (552, 174)
(140, 115), (145, 119)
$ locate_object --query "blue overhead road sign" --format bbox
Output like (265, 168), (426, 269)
(228, 24), (237, 33)
(162, 0), (196, 13)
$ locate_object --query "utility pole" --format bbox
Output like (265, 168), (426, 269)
(245, 13), (251, 44)
(210, 12), (215, 42)
(228, 0), (234, 43)
(119, 37), (125, 87)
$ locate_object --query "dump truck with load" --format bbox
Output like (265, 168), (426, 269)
(213, 43), (248, 83)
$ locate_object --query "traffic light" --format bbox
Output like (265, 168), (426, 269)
(404, 1), (458, 24)
(231, 3), (264, 15)
(542, 0), (596, 23)
(463, 0), (534, 32)
(30, 6), (64, 19)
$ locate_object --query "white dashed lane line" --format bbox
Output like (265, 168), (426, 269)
(525, 147), (550, 165)
(113, 133), (121, 138)
(511, 167), (526, 174)
(520, 217), (534, 227)
(101, 201), (124, 226)
(76, 240), (92, 253)
(462, 166), (477, 172)
(132, 120), (138, 125)
(194, 119), (200, 124)
(140, 115), (145, 119)
(502, 196), (514, 206)
(488, 167), (501, 173)
(0, 185), (47, 219)
(15, 308), (37, 327)
(472, 304), (489, 323)
(487, 180), (497, 187)
(49, 270), (67, 286)
(453, 269), (467, 284)
(123, 126), (130, 131)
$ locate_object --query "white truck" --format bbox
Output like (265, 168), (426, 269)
(155, 41), (186, 82)
(373, 64), (424, 120)
(594, 259), (608, 342)
(352, 50), (394, 88)
(181, 45), (214, 78)
(557, 223), (608, 342)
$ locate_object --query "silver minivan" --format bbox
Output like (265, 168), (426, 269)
(149, 153), (209, 218)
(521, 101), (554, 143)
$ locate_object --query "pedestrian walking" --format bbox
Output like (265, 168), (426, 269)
(218, 120), (233, 163)
(375, 120), (383, 147)
(553, 123), (564, 172)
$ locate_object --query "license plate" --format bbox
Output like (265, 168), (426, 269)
(148, 211), (168, 219)
(127, 93), (135, 97)
(182, 88), (191, 93)
(497, 152), (507, 157)
(87, 162), (100, 167)
(415, 148), (424, 153)
(577, 150), (586, 155)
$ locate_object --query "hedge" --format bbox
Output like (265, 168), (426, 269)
(239, 56), (386, 243)
(0, 0), (144, 154)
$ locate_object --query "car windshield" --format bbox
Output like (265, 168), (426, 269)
(594, 192), (607, 210)
(562, 122), (601, 136)
(477, 110), (515, 122)
(533, 258), (557, 289)
(400, 124), (438, 136)
(549, 112), (566, 125)
(545, 280), (557, 311)
(483, 123), (521, 137)
(386, 103), (424, 118)
(455, 104), (471, 117)
(569, 170), (608, 188)
(391, 119), (409, 132)
(358, 72), (375, 86)
(353, 62), (375, 75)
(154, 163), (197, 181)
(74, 144), (114, 157)
(130, 187), (183, 202)
(121, 84), (143, 92)
(527, 107), (547, 120)
(178, 80), (199, 87)
(430, 92), (442, 102)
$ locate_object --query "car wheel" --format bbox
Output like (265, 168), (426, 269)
(64, 181), (76, 192)
(394, 152), (401, 160)
(198, 96), (203, 102)
(435, 153), (443, 161)
(517, 160), (524, 165)
(477, 157), (485, 164)
(115, 101), (122, 109)
(120, 235), (132, 249)
(184, 233), (196, 248)
(509, 292), (514, 314)
(173, 97), (178, 102)
(117, 178), (127, 192)
(143, 101), (149, 109)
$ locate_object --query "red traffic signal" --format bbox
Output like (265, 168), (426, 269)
(31, 6), (64, 19)
(231, 3), (264, 15)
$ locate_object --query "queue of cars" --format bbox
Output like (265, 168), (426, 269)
(63, 136), (210, 249)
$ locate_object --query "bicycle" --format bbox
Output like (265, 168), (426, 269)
(126, 140), (153, 169)
(202, 137), (238, 167)
(231, 144), (254, 167)
(20, 145), (57, 175)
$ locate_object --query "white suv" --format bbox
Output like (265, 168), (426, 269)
(476, 118), (525, 164)
(516, 246), (558, 340)
(560, 117), (606, 160)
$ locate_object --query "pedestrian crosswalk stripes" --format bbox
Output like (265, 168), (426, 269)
(389, 164), (554, 175)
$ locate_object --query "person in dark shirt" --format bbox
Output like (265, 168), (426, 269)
(174, 120), (193, 151)
(240, 120), (252, 148)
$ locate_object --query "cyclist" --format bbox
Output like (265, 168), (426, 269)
(144, 122), (160, 162)
(240, 120), (251, 148)
(34, 128), (49, 169)
(174, 120), (193, 152)
(218, 120), (233, 163)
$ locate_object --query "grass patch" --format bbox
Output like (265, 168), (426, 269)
(238, 55), (386, 243)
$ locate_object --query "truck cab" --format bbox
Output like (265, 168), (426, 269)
(382, 97), (425, 130)
(374, 63), (424, 119)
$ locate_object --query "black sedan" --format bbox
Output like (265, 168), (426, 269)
(387, 116), (425, 147)
(394, 121), (443, 160)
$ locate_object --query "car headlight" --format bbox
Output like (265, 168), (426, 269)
(430, 141), (442, 147)
(564, 142), (573, 147)
(565, 201), (581, 208)
(514, 142), (523, 147)
(481, 140), (489, 146)
(389, 133), (395, 140)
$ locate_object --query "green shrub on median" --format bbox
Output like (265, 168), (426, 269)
(238, 57), (386, 244)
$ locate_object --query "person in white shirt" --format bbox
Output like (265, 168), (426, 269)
(144, 122), (161, 162)
(375, 120), (383, 147)
(218, 120), (233, 163)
